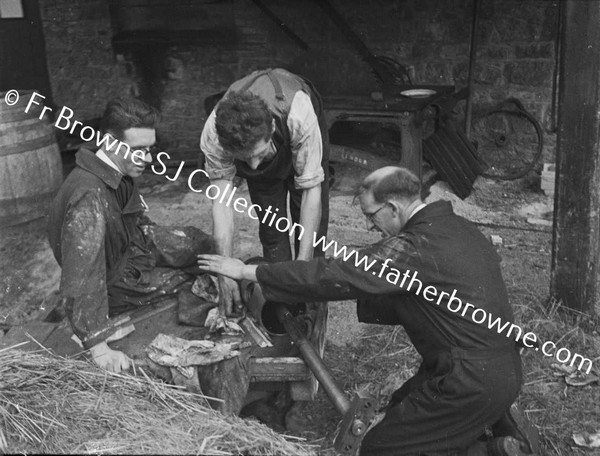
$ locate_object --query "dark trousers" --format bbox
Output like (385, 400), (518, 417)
(108, 226), (212, 315)
(246, 169), (329, 262)
(359, 346), (522, 456)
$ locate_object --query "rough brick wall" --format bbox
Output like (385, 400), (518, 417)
(39, 0), (137, 120)
(38, 0), (558, 160)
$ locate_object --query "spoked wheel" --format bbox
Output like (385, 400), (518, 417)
(471, 98), (544, 180)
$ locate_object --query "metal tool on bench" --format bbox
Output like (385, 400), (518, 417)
(85, 299), (179, 343)
(242, 278), (376, 455)
(273, 303), (377, 455)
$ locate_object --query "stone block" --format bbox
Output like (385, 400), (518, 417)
(541, 163), (555, 195)
(201, 64), (237, 85)
(42, 1), (106, 22)
(515, 42), (555, 59)
(412, 41), (438, 60)
(166, 57), (185, 80)
(478, 20), (501, 44)
(452, 61), (503, 86)
(42, 25), (70, 52)
(445, 14), (473, 42)
(476, 45), (511, 61)
(416, 62), (452, 85)
(83, 50), (115, 68)
(424, 16), (449, 42)
(470, 91), (494, 108)
(78, 66), (114, 80)
(393, 43), (413, 60)
(489, 3), (549, 42)
(74, 1), (109, 21)
(540, 5), (559, 41)
(440, 44), (470, 60)
(64, 53), (90, 68)
(486, 89), (510, 103)
(452, 61), (469, 84)
(504, 61), (554, 87)
(393, 18), (420, 43)
(40, 7), (62, 22)
(474, 63), (503, 86)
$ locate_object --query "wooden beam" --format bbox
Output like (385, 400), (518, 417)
(551, 0), (600, 314)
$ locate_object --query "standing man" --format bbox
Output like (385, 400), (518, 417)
(200, 68), (329, 315)
(198, 166), (540, 456)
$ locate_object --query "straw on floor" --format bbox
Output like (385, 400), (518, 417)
(0, 345), (316, 455)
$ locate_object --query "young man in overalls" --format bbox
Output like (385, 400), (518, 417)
(200, 68), (329, 316)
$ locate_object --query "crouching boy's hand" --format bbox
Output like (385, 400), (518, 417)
(89, 341), (132, 373)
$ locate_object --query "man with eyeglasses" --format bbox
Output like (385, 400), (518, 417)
(197, 166), (540, 456)
(47, 96), (212, 373)
(200, 68), (329, 317)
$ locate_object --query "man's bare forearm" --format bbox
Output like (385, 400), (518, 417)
(242, 264), (258, 281)
(211, 179), (235, 256)
(297, 185), (322, 260)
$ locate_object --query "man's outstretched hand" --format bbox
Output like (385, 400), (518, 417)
(89, 341), (131, 373)
(197, 254), (258, 281)
(197, 254), (259, 315)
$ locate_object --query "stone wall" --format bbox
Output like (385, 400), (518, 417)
(39, 0), (558, 160)
(40, 0), (136, 120)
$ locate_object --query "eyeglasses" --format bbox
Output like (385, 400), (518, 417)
(107, 133), (160, 157)
(364, 203), (388, 224)
(132, 145), (160, 155)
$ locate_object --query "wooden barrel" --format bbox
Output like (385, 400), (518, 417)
(0, 91), (63, 227)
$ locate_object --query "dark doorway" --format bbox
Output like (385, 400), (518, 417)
(0, 0), (52, 102)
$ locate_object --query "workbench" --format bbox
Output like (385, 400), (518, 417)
(323, 85), (462, 180)
(107, 299), (325, 414)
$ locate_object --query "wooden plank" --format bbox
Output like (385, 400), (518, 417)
(551, 0), (600, 314)
(399, 112), (423, 181)
(0, 321), (58, 351)
(423, 126), (483, 199)
(248, 357), (311, 382)
(42, 323), (84, 357)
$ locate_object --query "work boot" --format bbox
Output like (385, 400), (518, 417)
(487, 436), (538, 456)
(492, 403), (541, 454)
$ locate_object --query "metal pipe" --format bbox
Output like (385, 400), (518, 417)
(465, 0), (482, 139)
(275, 304), (351, 415)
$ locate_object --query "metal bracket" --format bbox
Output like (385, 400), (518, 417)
(334, 393), (378, 455)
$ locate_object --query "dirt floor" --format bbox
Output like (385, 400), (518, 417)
(1, 160), (599, 455)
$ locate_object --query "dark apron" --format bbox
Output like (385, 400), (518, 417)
(232, 69), (330, 262)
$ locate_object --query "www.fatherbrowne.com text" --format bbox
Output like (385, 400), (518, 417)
(11, 90), (592, 374)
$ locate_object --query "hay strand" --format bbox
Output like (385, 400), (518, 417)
(0, 348), (316, 455)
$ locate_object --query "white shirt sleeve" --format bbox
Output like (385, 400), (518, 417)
(199, 110), (237, 181)
(287, 91), (325, 190)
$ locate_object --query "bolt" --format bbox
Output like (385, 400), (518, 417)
(495, 134), (507, 146)
(352, 419), (366, 436)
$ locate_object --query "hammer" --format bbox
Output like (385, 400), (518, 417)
(85, 300), (179, 343)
